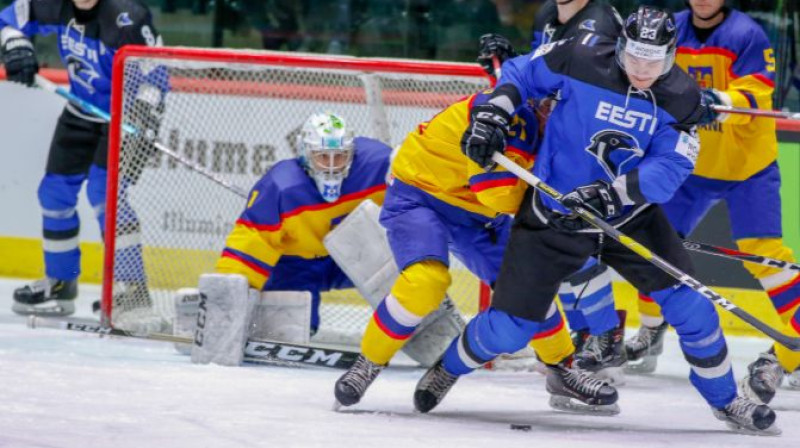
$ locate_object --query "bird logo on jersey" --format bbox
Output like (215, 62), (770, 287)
(585, 130), (643, 179)
(579, 20), (596, 32)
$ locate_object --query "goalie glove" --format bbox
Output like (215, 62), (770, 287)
(460, 104), (510, 170)
(562, 180), (624, 220)
(1, 36), (38, 87)
(477, 33), (517, 77)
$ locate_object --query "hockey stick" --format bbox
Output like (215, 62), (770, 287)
(33, 74), (249, 199)
(492, 152), (800, 351)
(682, 240), (800, 273)
(711, 104), (800, 120)
(28, 316), (360, 369)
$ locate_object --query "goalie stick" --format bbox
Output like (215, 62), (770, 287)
(28, 316), (360, 369)
(682, 240), (800, 273)
(492, 152), (800, 351)
(33, 74), (249, 199)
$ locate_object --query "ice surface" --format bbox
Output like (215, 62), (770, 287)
(0, 278), (797, 447)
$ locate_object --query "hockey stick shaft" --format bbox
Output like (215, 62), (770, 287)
(28, 316), (360, 369)
(711, 104), (800, 120)
(33, 74), (249, 199)
(491, 55), (503, 79)
(683, 240), (800, 273)
(492, 152), (800, 351)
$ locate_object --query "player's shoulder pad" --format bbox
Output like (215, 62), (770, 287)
(352, 136), (392, 169)
(725, 9), (770, 50)
(257, 158), (309, 193)
(28, 0), (63, 24)
(98, 0), (157, 47)
(652, 66), (703, 128)
(534, 34), (615, 80)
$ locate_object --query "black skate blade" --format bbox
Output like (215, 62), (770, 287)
(548, 395), (620, 416)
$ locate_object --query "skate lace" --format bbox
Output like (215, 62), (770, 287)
(630, 325), (657, 351)
(425, 364), (458, 398)
(725, 397), (758, 422)
(342, 356), (382, 393)
(29, 278), (53, 297)
(564, 367), (607, 396)
(583, 333), (610, 361)
(753, 353), (784, 387)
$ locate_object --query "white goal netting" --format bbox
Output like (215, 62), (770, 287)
(105, 47), (492, 345)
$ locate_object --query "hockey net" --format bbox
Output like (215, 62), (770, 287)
(105, 46), (492, 346)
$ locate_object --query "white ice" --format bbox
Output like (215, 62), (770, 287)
(0, 278), (797, 448)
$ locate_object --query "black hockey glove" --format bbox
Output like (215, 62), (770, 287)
(561, 180), (623, 220)
(477, 33), (517, 77)
(1, 36), (39, 87)
(698, 88), (724, 125)
(460, 104), (510, 169)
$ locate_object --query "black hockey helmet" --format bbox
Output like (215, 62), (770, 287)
(616, 6), (678, 78)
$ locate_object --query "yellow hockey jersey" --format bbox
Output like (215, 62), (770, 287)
(675, 9), (777, 181)
(390, 91), (538, 218)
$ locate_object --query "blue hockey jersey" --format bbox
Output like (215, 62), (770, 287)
(0, 0), (165, 113)
(499, 35), (703, 217)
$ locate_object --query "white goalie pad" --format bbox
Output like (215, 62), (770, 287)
(249, 290), (311, 345)
(191, 274), (259, 366)
(324, 199), (397, 307)
(324, 199), (465, 367)
(404, 296), (466, 367)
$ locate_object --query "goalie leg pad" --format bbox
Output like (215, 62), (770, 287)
(250, 290), (312, 345)
(323, 199), (397, 306)
(191, 274), (258, 366)
(403, 296), (466, 367)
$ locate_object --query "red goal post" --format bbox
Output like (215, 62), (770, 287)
(103, 45), (493, 343)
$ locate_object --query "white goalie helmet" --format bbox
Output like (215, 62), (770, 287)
(298, 112), (355, 203)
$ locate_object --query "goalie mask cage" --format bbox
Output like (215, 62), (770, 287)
(105, 45), (492, 345)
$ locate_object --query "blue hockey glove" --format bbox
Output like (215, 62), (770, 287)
(562, 180), (623, 220)
(461, 104), (510, 169)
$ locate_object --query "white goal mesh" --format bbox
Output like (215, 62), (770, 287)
(104, 46), (492, 345)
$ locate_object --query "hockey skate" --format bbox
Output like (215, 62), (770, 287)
(624, 321), (668, 374)
(334, 354), (385, 409)
(712, 396), (780, 436)
(12, 278), (78, 317)
(545, 360), (619, 416)
(739, 350), (785, 405)
(573, 316), (627, 386)
(414, 359), (459, 413)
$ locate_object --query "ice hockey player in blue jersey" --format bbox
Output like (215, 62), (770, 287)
(415, 6), (780, 435)
(1, 0), (165, 316)
(477, 0), (628, 383)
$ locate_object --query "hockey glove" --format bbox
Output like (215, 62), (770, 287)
(698, 88), (730, 125)
(461, 104), (510, 170)
(1, 36), (38, 87)
(561, 180), (624, 220)
(477, 33), (517, 77)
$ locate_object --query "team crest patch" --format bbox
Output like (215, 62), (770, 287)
(117, 12), (133, 27)
(579, 19), (596, 32)
(585, 129), (644, 179)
